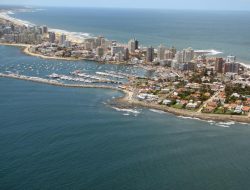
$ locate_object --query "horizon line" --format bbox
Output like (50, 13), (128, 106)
(1, 4), (250, 12)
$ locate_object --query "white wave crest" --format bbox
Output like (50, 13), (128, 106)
(111, 107), (141, 115)
(149, 109), (166, 114)
(178, 116), (202, 121)
(195, 49), (223, 56)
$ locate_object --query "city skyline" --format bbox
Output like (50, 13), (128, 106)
(1, 0), (250, 10)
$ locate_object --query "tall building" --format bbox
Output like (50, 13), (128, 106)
(183, 47), (194, 63)
(48, 32), (56, 43)
(215, 58), (224, 73)
(96, 47), (104, 57)
(175, 51), (184, 63)
(38, 27), (43, 35)
(124, 48), (129, 61)
(175, 48), (194, 63)
(96, 36), (105, 47)
(164, 49), (174, 60)
(115, 51), (124, 62)
(111, 46), (125, 56)
(59, 34), (66, 45)
(224, 55), (238, 73)
(42, 25), (48, 34)
(64, 40), (71, 48)
(170, 46), (177, 55)
(157, 45), (166, 60)
(226, 55), (236, 63)
(135, 39), (139, 50)
(128, 39), (136, 53)
(224, 62), (239, 74)
(146, 46), (154, 62)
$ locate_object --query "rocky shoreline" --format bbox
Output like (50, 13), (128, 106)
(112, 91), (250, 123)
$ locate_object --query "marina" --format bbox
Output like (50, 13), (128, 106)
(1, 5), (250, 190)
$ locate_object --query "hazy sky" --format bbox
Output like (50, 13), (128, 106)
(1, 0), (250, 10)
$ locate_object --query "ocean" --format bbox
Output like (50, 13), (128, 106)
(1, 8), (250, 190)
(12, 7), (250, 64)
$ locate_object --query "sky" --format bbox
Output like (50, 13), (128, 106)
(1, 0), (250, 10)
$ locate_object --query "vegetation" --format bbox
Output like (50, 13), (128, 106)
(225, 84), (250, 96)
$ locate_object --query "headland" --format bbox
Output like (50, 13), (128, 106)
(0, 8), (250, 123)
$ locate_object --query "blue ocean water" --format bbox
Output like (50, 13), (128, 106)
(13, 8), (250, 63)
(1, 8), (250, 190)
(1, 73), (250, 190)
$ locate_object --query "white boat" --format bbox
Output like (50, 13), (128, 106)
(48, 73), (60, 79)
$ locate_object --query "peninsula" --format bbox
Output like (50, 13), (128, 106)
(0, 8), (250, 123)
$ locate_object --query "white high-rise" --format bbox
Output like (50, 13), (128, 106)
(157, 45), (166, 60)
(226, 55), (236, 63)
(128, 39), (136, 53)
(59, 34), (66, 45)
(183, 47), (194, 63)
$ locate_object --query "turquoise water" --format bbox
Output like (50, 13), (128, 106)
(1, 8), (250, 189)
(13, 8), (250, 63)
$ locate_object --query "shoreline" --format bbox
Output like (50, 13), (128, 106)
(1, 71), (249, 123)
(0, 43), (91, 61)
(112, 91), (250, 123)
(22, 45), (88, 61)
(0, 43), (127, 64)
(0, 43), (249, 124)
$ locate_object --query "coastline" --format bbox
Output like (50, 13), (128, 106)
(0, 43), (249, 124)
(113, 90), (250, 123)
(0, 10), (250, 124)
(2, 70), (249, 123)
(0, 43), (126, 64)
(22, 45), (87, 61)
(0, 43), (89, 61)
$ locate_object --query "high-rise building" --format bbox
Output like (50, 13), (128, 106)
(135, 39), (139, 50)
(115, 51), (124, 62)
(101, 38), (106, 48)
(224, 62), (239, 74)
(124, 48), (129, 61)
(59, 34), (66, 45)
(96, 36), (105, 47)
(215, 58), (224, 73)
(128, 39), (136, 53)
(96, 47), (104, 57)
(157, 45), (166, 60)
(171, 46), (177, 55)
(146, 46), (154, 62)
(226, 55), (236, 63)
(183, 47), (194, 63)
(224, 55), (238, 73)
(175, 48), (194, 63)
(175, 51), (184, 63)
(64, 40), (71, 47)
(111, 46), (125, 56)
(42, 25), (48, 34)
(10, 24), (15, 32)
(164, 49), (174, 60)
(48, 32), (56, 43)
